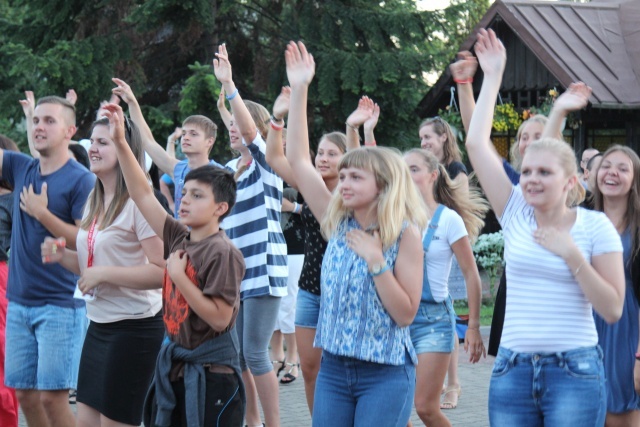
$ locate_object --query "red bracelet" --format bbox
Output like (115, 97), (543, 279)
(270, 118), (284, 131)
(364, 140), (377, 147)
(454, 78), (473, 84)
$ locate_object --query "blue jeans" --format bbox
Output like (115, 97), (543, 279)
(312, 351), (415, 427)
(5, 302), (87, 390)
(489, 346), (606, 426)
(410, 297), (455, 354)
(295, 289), (320, 329)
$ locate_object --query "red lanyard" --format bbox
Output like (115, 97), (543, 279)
(87, 218), (98, 268)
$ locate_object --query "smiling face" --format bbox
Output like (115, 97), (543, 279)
(597, 150), (634, 200)
(419, 124), (446, 162)
(88, 125), (118, 179)
(519, 149), (573, 208)
(338, 166), (379, 211)
(517, 120), (545, 158)
(315, 138), (343, 181)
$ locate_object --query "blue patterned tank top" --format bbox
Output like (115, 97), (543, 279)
(315, 218), (417, 365)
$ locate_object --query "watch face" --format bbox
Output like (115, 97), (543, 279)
(371, 264), (382, 274)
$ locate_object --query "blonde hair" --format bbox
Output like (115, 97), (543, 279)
(524, 137), (585, 207)
(406, 149), (489, 241)
(244, 100), (270, 140)
(592, 145), (640, 259)
(321, 147), (427, 249)
(419, 117), (462, 165)
(510, 115), (548, 170)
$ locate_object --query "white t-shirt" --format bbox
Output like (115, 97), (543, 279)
(500, 186), (622, 352)
(423, 206), (468, 303)
(77, 199), (162, 323)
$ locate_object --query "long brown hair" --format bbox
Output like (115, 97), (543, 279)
(419, 117), (462, 165)
(592, 145), (640, 259)
(80, 118), (146, 230)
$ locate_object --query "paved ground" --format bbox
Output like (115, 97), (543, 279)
(19, 327), (493, 426)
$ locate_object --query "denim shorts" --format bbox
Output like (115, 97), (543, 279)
(409, 297), (455, 354)
(489, 345), (606, 427)
(295, 289), (320, 329)
(5, 302), (87, 390)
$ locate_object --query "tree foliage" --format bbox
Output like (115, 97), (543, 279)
(0, 0), (489, 159)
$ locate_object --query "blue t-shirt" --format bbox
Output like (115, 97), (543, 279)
(2, 152), (95, 308)
(172, 159), (223, 219)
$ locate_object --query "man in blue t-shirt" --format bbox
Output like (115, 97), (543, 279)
(0, 96), (94, 427)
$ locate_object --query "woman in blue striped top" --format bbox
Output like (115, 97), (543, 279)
(214, 44), (287, 427)
(285, 41), (427, 427)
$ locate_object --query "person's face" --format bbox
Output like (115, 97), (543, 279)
(228, 116), (244, 152)
(315, 139), (343, 181)
(177, 180), (224, 228)
(88, 125), (118, 178)
(580, 149), (599, 174)
(338, 166), (379, 211)
(517, 121), (545, 158)
(32, 103), (75, 156)
(181, 124), (213, 155)
(520, 149), (573, 209)
(419, 124), (446, 162)
(597, 151), (634, 200)
(404, 152), (437, 198)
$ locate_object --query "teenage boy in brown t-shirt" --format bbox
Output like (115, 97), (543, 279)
(103, 103), (246, 427)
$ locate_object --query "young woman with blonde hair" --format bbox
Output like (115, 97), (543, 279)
(285, 40), (426, 426)
(468, 29), (624, 426)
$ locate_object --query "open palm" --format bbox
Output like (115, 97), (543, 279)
(285, 41), (315, 88)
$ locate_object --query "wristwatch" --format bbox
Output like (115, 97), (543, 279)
(369, 261), (389, 277)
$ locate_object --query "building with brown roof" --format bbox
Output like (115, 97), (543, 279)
(417, 0), (640, 155)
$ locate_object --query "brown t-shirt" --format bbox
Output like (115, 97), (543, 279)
(162, 215), (245, 351)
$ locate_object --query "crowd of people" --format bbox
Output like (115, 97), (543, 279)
(0, 29), (638, 427)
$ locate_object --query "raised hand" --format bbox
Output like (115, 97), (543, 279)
(41, 237), (66, 264)
(475, 29), (506, 78)
(364, 102), (380, 132)
(285, 41), (315, 88)
(100, 103), (127, 146)
(217, 87), (227, 111)
(19, 91), (36, 119)
(346, 96), (374, 128)
(111, 78), (138, 105)
(213, 44), (233, 84)
(450, 51), (478, 83)
(272, 86), (291, 120)
(552, 82), (592, 113)
(65, 89), (78, 106)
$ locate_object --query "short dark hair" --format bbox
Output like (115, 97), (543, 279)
(586, 152), (603, 171)
(184, 165), (237, 221)
(68, 144), (90, 170)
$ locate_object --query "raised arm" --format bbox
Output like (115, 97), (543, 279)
(285, 41), (332, 222)
(450, 51), (478, 133)
(216, 87), (232, 131)
(19, 91), (38, 158)
(103, 103), (168, 238)
(542, 82), (592, 140)
(465, 29), (513, 218)
(111, 78), (178, 177)
(363, 102), (380, 146)
(265, 86), (298, 187)
(345, 96), (374, 151)
(213, 44), (258, 145)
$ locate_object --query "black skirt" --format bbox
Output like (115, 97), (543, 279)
(77, 311), (164, 425)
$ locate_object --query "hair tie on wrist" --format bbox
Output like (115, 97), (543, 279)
(453, 78), (473, 84)
(225, 88), (239, 100)
(270, 117), (284, 131)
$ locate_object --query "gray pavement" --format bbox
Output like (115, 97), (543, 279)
(19, 327), (493, 426)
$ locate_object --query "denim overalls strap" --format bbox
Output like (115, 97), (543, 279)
(421, 204), (445, 303)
